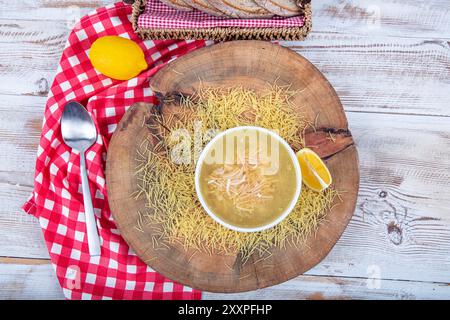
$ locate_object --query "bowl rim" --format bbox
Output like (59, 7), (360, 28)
(194, 126), (302, 233)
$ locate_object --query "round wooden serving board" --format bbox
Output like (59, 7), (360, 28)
(106, 41), (359, 293)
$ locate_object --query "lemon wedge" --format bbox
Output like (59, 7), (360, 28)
(296, 148), (332, 192)
(89, 36), (148, 81)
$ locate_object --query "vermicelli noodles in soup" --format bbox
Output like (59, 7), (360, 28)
(198, 127), (298, 229)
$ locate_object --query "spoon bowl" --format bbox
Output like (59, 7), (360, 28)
(61, 102), (97, 152)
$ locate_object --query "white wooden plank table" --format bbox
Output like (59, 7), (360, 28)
(0, 0), (449, 299)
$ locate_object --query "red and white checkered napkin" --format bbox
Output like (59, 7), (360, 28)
(139, 0), (306, 29)
(22, 2), (209, 300)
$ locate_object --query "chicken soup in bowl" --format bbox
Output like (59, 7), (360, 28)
(195, 126), (302, 232)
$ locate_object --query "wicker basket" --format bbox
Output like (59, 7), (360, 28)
(131, 0), (312, 41)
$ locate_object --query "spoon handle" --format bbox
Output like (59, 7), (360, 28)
(80, 152), (101, 256)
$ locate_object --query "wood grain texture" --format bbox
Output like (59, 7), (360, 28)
(0, 20), (66, 97)
(0, 94), (50, 258)
(1, 261), (448, 300)
(0, 263), (63, 300)
(204, 275), (450, 300)
(0, 183), (50, 259)
(312, 0), (450, 39)
(0, 95), (42, 177)
(0, 0), (448, 40)
(0, 0), (111, 21)
(0, 0), (449, 299)
(1, 261), (449, 300)
(287, 35), (450, 117)
(106, 41), (359, 293)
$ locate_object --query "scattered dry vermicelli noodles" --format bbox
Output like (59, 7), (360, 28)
(134, 86), (340, 263)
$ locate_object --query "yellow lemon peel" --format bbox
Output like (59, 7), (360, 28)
(89, 36), (148, 80)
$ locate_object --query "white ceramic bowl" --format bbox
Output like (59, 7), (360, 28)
(194, 126), (302, 233)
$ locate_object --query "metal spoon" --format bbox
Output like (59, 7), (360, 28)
(61, 101), (101, 256)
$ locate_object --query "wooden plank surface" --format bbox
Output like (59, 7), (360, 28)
(0, 1), (448, 40)
(0, 260), (63, 300)
(204, 275), (450, 300)
(1, 260), (448, 300)
(0, 0), (110, 22)
(0, 0), (449, 299)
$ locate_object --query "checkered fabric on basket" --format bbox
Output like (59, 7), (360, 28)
(139, 0), (306, 29)
(22, 1), (208, 300)
(132, 0), (311, 41)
